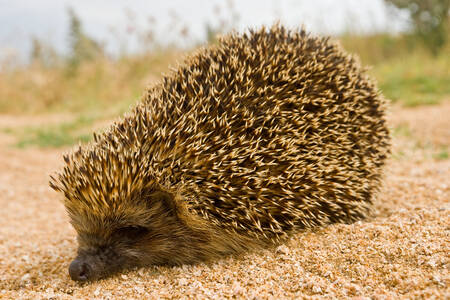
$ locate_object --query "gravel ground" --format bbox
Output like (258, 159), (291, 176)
(0, 102), (448, 299)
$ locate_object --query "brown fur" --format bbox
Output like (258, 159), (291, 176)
(50, 25), (390, 281)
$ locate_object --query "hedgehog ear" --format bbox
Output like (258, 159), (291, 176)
(148, 190), (178, 216)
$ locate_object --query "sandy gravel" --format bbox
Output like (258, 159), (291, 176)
(0, 102), (448, 299)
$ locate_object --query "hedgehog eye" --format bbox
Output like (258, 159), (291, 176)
(115, 226), (149, 240)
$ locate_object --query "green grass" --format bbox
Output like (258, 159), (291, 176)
(17, 130), (91, 148)
(4, 100), (135, 149)
(433, 148), (449, 160)
(15, 115), (96, 148)
(340, 33), (450, 107)
(370, 52), (450, 107)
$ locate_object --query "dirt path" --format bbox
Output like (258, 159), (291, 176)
(0, 103), (448, 299)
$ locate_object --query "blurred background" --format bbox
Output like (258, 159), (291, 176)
(0, 0), (448, 149)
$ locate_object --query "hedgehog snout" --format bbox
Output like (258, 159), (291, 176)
(69, 251), (112, 281)
(69, 257), (92, 281)
(69, 246), (125, 281)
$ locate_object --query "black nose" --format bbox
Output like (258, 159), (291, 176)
(69, 258), (92, 281)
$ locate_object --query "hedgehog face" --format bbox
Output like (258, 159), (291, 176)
(68, 191), (186, 281)
(69, 225), (149, 281)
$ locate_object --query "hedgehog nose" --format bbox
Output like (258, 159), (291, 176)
(69, 258), (92, 281)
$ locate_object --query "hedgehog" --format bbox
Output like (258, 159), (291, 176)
(50, 25), (390, 281)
